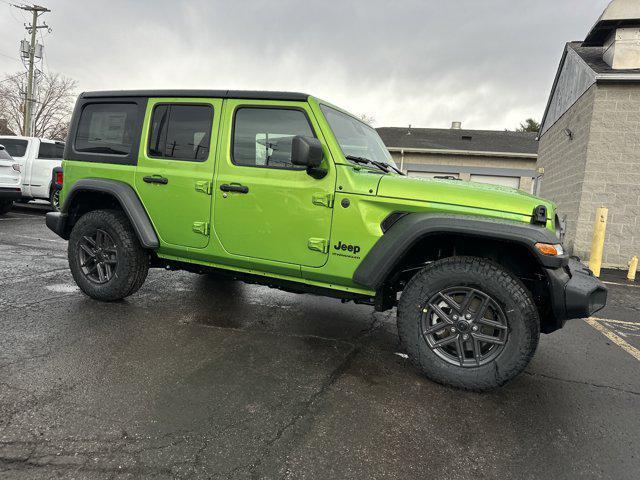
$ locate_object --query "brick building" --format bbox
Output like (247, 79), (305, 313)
(377, 124), (538, 192)
(538, 0), (640, 268)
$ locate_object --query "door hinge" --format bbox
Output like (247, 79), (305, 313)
(312, 192), (333, 208)
(192, 221), (210, 235)
(195, 180), (212, 195)
(307, 238), (328, 253)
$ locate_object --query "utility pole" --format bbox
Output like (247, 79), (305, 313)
(14, 4), (50, 137)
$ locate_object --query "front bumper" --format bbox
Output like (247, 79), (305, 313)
(46, 211), (69, 239)
(0, 186), (22, 200)
(545, 258), (607, 331)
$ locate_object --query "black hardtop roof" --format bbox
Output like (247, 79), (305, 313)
(80, 90), (310, 101)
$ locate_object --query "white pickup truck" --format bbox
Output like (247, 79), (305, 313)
(0, 136), (64, 211)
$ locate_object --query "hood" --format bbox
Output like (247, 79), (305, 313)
(377, 175), (554, 218)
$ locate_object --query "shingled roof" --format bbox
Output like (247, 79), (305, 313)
(376, 127), (538, 156)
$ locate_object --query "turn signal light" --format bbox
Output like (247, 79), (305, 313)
(534, 242), (564, 256)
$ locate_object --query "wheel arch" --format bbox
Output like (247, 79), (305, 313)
(355, 213), (567, 332)
(61, 178), (159, 249)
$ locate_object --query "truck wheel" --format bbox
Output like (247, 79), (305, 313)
(0, 200), (13, 215)
(397, 256), (539, 391)
(68, 209), (149, 301)
(49, 188), (61, 212)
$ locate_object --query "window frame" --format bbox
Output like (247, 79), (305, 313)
(230, 105), (318, 171)
(67, 97), (146, 166)
(146, 102), (215, 163)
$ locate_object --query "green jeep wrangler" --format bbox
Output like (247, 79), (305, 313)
(46, 90), (607, 390)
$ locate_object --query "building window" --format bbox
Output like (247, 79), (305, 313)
(148, 104), (213, 161)
(232, 108), (314, 169)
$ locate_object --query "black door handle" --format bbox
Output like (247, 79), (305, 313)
(220, 184), (249, 194)
(143, 175), (168, 185)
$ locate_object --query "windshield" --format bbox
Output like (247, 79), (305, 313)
(320, 105), (396, 167)
(0, 138), (28, 158)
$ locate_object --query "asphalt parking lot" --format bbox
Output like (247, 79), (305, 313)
(1, 204), (639, 480)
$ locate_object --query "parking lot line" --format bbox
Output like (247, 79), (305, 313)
(585, 317), (640, 362)
(593, 318), (639, 327)
(602, 280), (640, 289)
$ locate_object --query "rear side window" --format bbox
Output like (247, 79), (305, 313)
(0, 138), (28, 157)
(38, 142), (64, 159)
(232, 108), (314, 168)
(148, 104), (213, 161)
(75, 103), (138, 156)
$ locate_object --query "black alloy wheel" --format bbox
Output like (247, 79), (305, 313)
(77, 229), (118, 284)
(421, 287), (508, 368)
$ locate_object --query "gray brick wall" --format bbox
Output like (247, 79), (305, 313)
(538, 83), (640, 268)
(538, 85), (596, 257)
(580, 84), (640, 267)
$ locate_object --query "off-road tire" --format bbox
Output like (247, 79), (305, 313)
(397, 256), (539, 391)
(0, 200), (13, 215)
(68, 209), (149, 301)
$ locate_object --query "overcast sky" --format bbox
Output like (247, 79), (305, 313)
(0, 0), (610, 130)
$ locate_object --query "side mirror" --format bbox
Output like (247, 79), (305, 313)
(291, 136), (323, 169)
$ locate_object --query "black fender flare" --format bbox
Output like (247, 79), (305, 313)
(59, 178), (159, 249)
(352, 213), (566, 289)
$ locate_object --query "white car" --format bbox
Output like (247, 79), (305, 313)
(0, 136), (64, 211)
(0, 144), (22, 215)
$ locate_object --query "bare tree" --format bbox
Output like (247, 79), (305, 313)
(516, 118), (540, 133)
(0, 71), (77, 140)
(358, 113), (375, 126)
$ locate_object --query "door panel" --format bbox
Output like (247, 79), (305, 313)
(135, 98), (222, 249)
(213, 100), (335, 268)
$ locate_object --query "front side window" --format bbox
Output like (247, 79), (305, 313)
(320, 104), (396, 167)
(232, 108), (314, 168)
(148, 104), (213, 161)
(75, 103), (138, 155)
(0, 138), (28, 158)
(38, 142), (64, 159)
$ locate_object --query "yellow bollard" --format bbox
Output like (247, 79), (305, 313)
(628, 256), (638, 282)
(588, 207), (608, 277)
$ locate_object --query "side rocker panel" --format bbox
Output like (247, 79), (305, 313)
(353, 213), (566, 289)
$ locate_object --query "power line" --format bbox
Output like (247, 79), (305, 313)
(0, 72), (27, 84)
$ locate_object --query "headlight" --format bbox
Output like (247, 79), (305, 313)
(12, 163), (20, 172)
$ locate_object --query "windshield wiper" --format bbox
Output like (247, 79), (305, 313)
(345, 155), (404, 175)
(345, 155), (389, 174)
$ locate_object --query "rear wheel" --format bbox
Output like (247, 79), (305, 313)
(397, 256), (539, 391)
(68, 209), (149, 301)
(0, 200), (13, 215)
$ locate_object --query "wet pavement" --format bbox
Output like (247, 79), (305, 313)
(1, 204), (639, 479)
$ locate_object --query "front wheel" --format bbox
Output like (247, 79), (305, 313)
(68, 209), (149, 301)
(397, 256), (539, 391)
